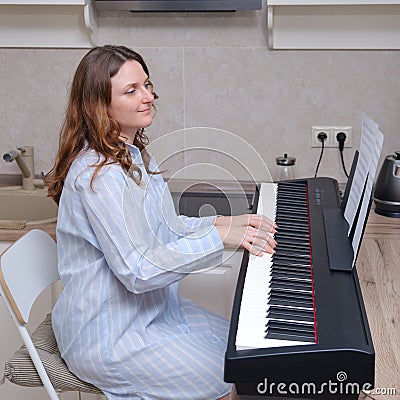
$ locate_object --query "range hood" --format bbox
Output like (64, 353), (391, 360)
(95, 0), (262, 12)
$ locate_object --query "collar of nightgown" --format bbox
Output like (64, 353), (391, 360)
(125, 142), (147, 176)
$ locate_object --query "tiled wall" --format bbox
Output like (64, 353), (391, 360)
(0, 2), (399, 185)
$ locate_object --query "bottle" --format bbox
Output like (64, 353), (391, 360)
(276, 153), (296, 181)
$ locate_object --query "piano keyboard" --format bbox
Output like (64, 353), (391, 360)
(235, 181), (317, 350)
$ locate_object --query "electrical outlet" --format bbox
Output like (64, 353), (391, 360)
(311, 125), (352, 148)
(311, 126), (331, 147)
(332, 126), (352, 148)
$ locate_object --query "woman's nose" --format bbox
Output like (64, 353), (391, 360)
(141, 88), (154, 102)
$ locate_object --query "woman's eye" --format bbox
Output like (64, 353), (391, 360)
(145, 82), (152, 90)
(126, 88), (136, 95)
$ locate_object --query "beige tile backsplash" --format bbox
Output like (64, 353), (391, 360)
(0, 3), (399, 186)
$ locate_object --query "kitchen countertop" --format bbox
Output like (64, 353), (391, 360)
(0, 177), (399, 241)
(0, 175), (56, 241)
(0, 205), (398, 244)
(0, 222), (57, 242)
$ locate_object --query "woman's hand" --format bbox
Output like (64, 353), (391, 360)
(214, 214), (277, 257)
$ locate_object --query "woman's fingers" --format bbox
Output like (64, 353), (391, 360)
(246, 214), (277, 234)
(244, 226), (276, 256)
(215, 216), (277, 256)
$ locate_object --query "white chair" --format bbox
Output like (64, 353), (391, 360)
(0, 229), (102, 399)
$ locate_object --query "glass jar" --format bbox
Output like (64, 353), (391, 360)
(276, 153), (296, 181)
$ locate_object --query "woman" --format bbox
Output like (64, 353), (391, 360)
(47, 45), (276, 400)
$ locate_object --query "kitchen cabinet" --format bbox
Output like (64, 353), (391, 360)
(180, 249), (243, 320)
(267, 0), (400, 49)
(0, 0), (96, 48)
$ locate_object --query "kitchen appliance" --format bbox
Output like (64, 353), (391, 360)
(374, 151), (400, 218)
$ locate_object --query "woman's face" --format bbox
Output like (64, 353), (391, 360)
(109, 60), (154, 142)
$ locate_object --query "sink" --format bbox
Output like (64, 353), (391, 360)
(0, 186), (58, 223)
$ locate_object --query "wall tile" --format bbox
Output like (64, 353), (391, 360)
(1, 3), (399, 186)
(0, 47), (185, 178)
(183, 48), (400, 183)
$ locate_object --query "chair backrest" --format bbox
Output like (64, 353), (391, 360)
(0, 230), (60, 399)
(0, 229), (58, 324)
(0, 229), (102, 400)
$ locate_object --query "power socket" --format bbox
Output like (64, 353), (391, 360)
(311, 126), (352, 148)
(311, 126), (331, 147)
(333, 126), (352, 148)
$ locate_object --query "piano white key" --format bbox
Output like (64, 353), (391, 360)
(235, 182), (316, 350)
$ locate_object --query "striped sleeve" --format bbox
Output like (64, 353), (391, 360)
(75, 164), (224, 294)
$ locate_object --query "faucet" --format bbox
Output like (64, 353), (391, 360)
(3, 146), (45, 190)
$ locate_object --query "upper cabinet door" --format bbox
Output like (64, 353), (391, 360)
(267, 0), (400, 49)
(0, 1), (97, 48)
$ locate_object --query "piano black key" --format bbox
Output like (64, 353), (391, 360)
(277, 207), (308, 216)
(267, 319), (315, 333)
(265, 331), (316, 343)
(275, 214), (308, 225)
(269, 294), (314, 308)
(273, 247), (310, 258)
(271, 287), (313, 298)
(272, 263), (311, 272)
(266, 322), (315, 342)
(278, 203), (308, 212)
(267, 306), (315, 323)
(272, 256), (310, 267)
(276, 194), (307, 204)
(273, 242), (310, 252)
(274, 233), (309, 244)
(271, 273), (312, 284)
(271, 270), (312, 281)
(270, 278), (312, 291)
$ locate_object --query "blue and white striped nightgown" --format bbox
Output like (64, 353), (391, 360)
(52, 144), (232, 400)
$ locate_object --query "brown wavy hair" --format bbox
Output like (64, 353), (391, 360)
(46, 45), (159, 204)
